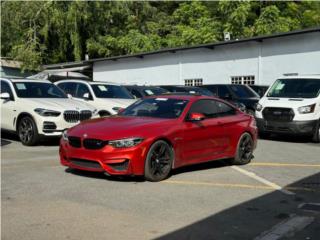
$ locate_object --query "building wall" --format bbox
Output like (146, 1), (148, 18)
(93, 31), (320, 86)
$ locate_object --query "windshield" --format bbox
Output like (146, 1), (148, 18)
(121, 98), (188, 119)
(14, 82), (67, 98)
(267, 79), (320, 98)
(143, 87), (167, 96)
(92, 84), (134, 99)
(229, 85), (259, 98)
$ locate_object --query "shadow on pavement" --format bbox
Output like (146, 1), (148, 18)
(1, 130), (60, 146)
(1, 138), (12, 147)
(154, 173), (320, 240)
(259, 133), (318, 145)
(65, 159), (229, 183)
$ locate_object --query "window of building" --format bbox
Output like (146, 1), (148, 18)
(184, 78), (203, 86)
(231, 76), (255, 85)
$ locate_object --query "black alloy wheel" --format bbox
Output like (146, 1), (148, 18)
(18, 116), (39, 146)
(144, 140), (174, 182)
(231, 132), (253, 165)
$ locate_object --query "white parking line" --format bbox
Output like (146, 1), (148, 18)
(254, 215), (314, 240)
(231, 166), (295, 195)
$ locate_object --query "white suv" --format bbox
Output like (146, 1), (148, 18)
(255, 76), (320, 142)
(55, 80), (136, 116)
(1, 78), (97, 145)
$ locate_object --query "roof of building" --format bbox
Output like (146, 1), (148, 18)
(43, 27), (320, 70)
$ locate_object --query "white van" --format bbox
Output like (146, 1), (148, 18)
(255, 76), (320, 142)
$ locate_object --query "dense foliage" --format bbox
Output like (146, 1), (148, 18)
(1, 1), (320, 70)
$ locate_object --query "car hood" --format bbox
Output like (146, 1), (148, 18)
(259, 97), (318, 108)
(24, 98), (95, 111)
(67, 116), (176, 140)
(96, 98), (136, 108)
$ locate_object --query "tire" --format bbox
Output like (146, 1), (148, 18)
(17, 116), (39, 146)
(231, 132), (253, 165)
(312, 120), (320, 143)
(144, 140), (174, 182)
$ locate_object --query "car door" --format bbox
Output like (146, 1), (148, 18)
(1, 80), (17, 130)
(181, 99), (228, 164)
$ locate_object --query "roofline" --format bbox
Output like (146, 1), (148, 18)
(43, 27), (320, 68)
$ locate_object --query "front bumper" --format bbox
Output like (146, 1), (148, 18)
(256, 118), (318, 135)
(59, 139), (148, 176)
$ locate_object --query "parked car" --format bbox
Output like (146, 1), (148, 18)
(55, 80), (136, 116)
(255, 76), (320, 142)
(200, 84), (260, 115)
(0, 78), (96, 145)
(249, 85), (269, 97)
(125, 85), (168, 98)
(60, 94), (258, 181)
(160, 85), (214, 96)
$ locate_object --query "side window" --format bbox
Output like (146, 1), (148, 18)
(1, 81), (14, 99)
(217, 85), (231, 98)
(57, 82), (77, 96)
(188, 99), (219, 118)
(216, 101), (236, 117)
(130, 89), (143, 98)
(75, 83), (92, 99)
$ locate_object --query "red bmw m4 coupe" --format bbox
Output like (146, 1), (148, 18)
(60, 95), (258, 181)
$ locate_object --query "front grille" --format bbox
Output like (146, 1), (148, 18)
(63, 110), (92, 123)
(70, 158), (102, 170)
(68, 136), (81, 148)
(108, 160), (129, 171)
(262, 107), (294, 122)
(80, 110), (92, 121)
(83, 138), (108, 150)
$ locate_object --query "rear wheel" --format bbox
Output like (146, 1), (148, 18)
(312, 120), (320, 143)
(17, 116), (39, 146)
(231, 133), (253, 165)
(144, 140), (174, 182)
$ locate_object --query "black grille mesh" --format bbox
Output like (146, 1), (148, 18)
(262, 107), (294, 122)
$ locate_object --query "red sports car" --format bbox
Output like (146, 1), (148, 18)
(60, 95), (257, 181)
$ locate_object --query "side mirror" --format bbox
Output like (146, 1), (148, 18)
(188, 112), (205, 121)
(1, 92), (10, 100)
(83, 93), (91, 100)
(67, 94), (72, 99)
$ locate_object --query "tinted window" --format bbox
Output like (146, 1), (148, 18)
(14, 82), (67, 98)
(130, 89), (143, 98)
(229, 85), (259, 98)
(216, 101), (236, 116)
(203, 86), (218, 96)
(189, 99), (219, 118)
(57, 82), (77, 96)
(76, 83), (92, 99)
(121, 98), (188, 119)
(91, 84), (134, 99)
(1, 81), (14, 98)
(267, 79), (320, 98)
(217, 85), (231, 98)
(143, 87), (167, 96)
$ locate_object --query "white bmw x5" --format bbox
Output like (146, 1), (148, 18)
(1, 78), (97, 145)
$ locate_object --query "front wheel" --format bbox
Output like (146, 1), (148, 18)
(144, 140), (174, 182)
(231, 133), (253, 165)
(312, 120), (320, 143)
(17, 116), (39, 146)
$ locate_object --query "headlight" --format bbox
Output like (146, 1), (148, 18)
(109, 137), (143, 148)
(298, 104), (316, 114)
(62, 130), (68, 141)
(256, 103), (263, 112)
(34, 108), (61, 117)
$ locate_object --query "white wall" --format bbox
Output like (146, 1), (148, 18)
(93, 31), (320, 86)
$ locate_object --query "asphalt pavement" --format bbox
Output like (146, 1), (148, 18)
(1, 132), (320, 240)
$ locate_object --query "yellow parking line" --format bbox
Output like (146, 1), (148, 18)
(162, 180), (318, 192)
(249, 162), (320, 168)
